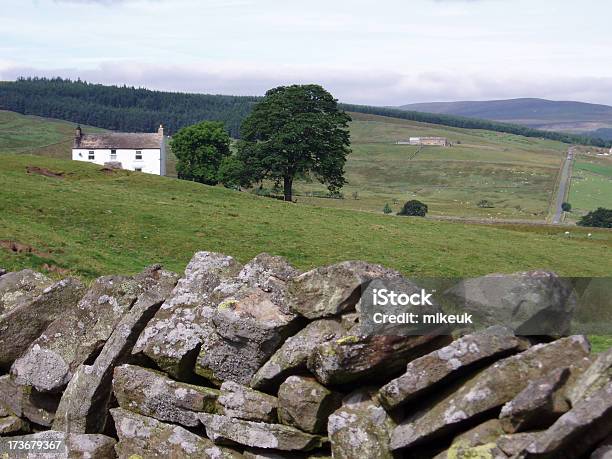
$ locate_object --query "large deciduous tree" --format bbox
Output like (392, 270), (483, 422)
(234, 85), (351, 202)
(171, 121), (230, 185)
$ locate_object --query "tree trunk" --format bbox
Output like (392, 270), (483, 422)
(283, 175), (293, 202)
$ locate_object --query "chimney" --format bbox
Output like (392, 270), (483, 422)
(75, 125), (82, 138)
(158, 124), (164, 136)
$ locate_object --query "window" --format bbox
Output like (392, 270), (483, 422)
(110, 149), (117, 160)
(135, 151), (142, 160)
(88, 151), (95, 160)
(134, 167), (143, 172)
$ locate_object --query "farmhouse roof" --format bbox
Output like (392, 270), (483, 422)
(73, 132), (163, 150)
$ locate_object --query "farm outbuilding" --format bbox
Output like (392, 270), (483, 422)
(397, 137), (450, 147)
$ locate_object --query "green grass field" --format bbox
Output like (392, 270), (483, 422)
(292, 112), (567, 220)
(1, 154), (610, 282)
(568, 159), (612, 221)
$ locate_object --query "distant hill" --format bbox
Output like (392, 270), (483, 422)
(399, 98), (612, 134)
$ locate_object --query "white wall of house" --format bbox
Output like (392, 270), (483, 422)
(72, 148), (162, 175)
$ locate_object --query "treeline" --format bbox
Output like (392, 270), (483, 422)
(1, 77), (610, 147)
(340, 103), (612, 148)
(0, 77), (258, 137)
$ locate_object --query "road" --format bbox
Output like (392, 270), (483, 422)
(552, 147), (575, 224)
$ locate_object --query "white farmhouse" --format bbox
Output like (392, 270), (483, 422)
(72, 125), (167, 175)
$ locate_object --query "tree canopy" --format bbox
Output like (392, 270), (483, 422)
(170, 121), (230, 185)
(0, 77), (257, 137)
(231, 85), (351, 201)
(577, 208), (612, 228)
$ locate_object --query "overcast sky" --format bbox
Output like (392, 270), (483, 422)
(1, 0), (612, 105)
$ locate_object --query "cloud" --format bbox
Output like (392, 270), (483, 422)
(52, 0), (155, 4)
(3, 61), (612, 106)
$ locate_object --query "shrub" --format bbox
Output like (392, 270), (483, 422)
(398, 200), (428, 217)
(171, 121), (230, 185)
(383, 203), (392, 214)
(577, 208), (612, 228)
(561, 202), (572, 212)
(477, 199), (494, 208)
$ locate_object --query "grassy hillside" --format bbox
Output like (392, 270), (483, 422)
(0, 110), (107, 158)
(1, 154), (610, 282)
(294, 112), (567, 220)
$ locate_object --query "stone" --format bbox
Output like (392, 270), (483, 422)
(199, 413), (324, 451)
(308, 333), (451, 385)
(243, 451), (330, 459)
(0, 269), (53, 315)
(236, 253), (302, 306)
(496, 433), (542, 457)
(277, 375), (341, 434)
(288, 261), (401, 319)
(217, 380), (278, 423)
(251, 317), (348, 391)
(499, 367), (571, 433)
(103, 161), (122, 169)
(0, 415), (29, 434)
(456, 419), (506, 447)
(112, 408), (243, 458)
(0, 430), (116, 459)
(0, 268), (6, 277)
(196, 286), (302, 385)
(243, 452), (291, 459)
(0, 277), (85, 371)
(52, 268), (178, 433)
(445, 271), (577, 335)
(519, 381), (612, 458)
(0, 375), (59, 426)
(328, 389), (395, 459)
(112, 364), (219, 428)
(195, 255), (304, 386)
(0, 401), (10, 417)
(379, 329), (527, 410)
(433, 419), (506, 458)
(566, 346), (612, 405)
(132, 252), (243, 380)
(12, 268), (165, 393)
(439, 443), (508, 459)
(390, 336), (590, 451)
(591, 435), (612, 459)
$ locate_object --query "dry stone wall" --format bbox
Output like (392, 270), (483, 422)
(0, 253), (611, 458)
